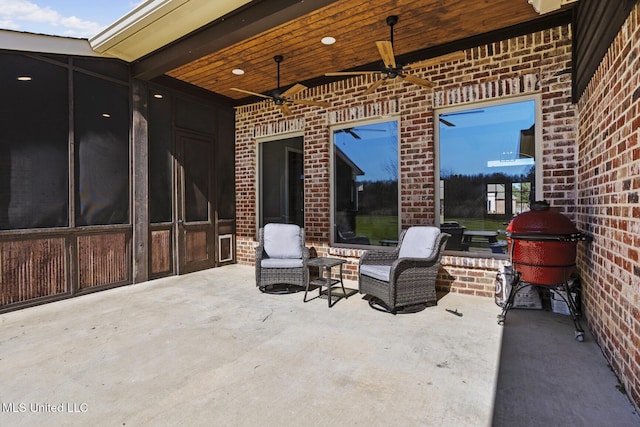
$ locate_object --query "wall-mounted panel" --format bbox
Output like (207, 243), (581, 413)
(0, 237), (68, 305)
(151, 228), (172, 276)
(185, 230), (208, 262)
(77, 232), (130, 289)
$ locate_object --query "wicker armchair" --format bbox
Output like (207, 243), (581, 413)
(358, 226), (449, 313)
(256, 223), (309, 293)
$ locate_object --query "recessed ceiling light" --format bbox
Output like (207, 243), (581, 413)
(232, 68), (245, 75)
(321, 36), (336, 45)
(153, 93), (164, 99)
(102, 113), (111, 118)
(17, 76), (32, 81)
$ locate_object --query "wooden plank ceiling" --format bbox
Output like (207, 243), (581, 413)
(164, 0), (567, 104)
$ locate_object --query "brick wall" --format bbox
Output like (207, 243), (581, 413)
(576, 5), (640, 410)
(235, 25), (576, 298)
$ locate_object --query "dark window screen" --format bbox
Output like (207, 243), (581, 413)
(183, 138), (210, 222)
(149, 92), (173, 223)
(175, 98), (216, 135)
(74, 72), (130, 226)
(0, 53), (69, 230)
(72, 57), (129, 83)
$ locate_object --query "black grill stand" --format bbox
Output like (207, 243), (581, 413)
(497, 270), (585, 342)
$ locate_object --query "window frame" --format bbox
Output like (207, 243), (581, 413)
(255, 132), (305, 232)
(487, 183), (506, 215)
(434, 94), (543, 255)
(329, 116), (401, 248)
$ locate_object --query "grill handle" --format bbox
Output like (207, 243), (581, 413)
(507, 232), (590, 242)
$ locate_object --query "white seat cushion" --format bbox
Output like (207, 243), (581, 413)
(264, 224), (302, 259)
(398, 226), (440, 259)
(261, 258), (304, 268)
(359, 264), (391, 282)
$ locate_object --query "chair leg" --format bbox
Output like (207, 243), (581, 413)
(259, 284), (296, 294)
(368, 298), (397, 314)
(367, 297), (430, 314)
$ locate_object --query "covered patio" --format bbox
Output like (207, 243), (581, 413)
(1, 265), (637, 426)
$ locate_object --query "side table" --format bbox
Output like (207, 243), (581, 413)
(305, 257), (348, 307)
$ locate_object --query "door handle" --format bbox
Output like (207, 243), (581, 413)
(177, 219), (184, 224)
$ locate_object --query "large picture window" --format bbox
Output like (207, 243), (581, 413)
(258, 136), (304, 228)
(0, 53), (69, 230)
(331, 119), (399, 247)
(74, 72), (130, 226)
(436, 97), (540, 255)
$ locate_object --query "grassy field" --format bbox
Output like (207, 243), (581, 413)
(355, 215), (398, 245)
(354, 215), (509, 246)
(445, 217), (509, 240)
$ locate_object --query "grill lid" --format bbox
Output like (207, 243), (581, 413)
(506, 200), (578, 236)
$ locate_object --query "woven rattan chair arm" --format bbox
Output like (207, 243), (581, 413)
(389, 233), (449, 277)
(392, 257), (439, 270)
(359, 249), (397, 266)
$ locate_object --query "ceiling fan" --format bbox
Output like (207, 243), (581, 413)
(231, 55), (330, 116)
(325, 15), (437, 96)
(439, 109), (485, 127)
(335, 127), (387, 140)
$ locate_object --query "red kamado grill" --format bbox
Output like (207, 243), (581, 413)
(498, 200), (589, 341)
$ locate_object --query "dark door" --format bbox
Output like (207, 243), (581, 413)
(287, 149), (304, 226)
(175, 131), (215, 274)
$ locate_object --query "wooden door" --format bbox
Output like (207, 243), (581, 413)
(175, 131), (215, 274)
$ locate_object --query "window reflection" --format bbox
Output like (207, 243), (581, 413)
(437, 99), (538, 255)
(332, 120), (399, 247)
(259, 137), (304, 227)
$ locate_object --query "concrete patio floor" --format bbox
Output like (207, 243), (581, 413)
(0, 264), (638, 426)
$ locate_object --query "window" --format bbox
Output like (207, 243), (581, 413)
(487, 183), (506, 214)
(74, 71), (130, 226)
(258, 136), (304, 227)
(436, 97), (540, 255)
(149, 90), (173, 223)
(512, 182), (532, 215)
(331, 119), (399, 247)
(0, 53), (69, 230)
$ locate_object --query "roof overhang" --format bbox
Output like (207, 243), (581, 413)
(528, 0), (578, 14)
(89, 0), (251, 62)
(0, 29), (99, 57)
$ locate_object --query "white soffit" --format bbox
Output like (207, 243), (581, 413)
(0, 29), (99, 56)
(528, 0), (578, 15)
(89, 0), (252, 62)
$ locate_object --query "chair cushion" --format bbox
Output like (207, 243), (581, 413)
(264, 224), (302, 259)
(261, 258), (304, 268)
(398, 226), (440, 259)
(360, 264), (391, 282)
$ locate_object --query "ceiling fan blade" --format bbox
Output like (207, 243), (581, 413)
(280, 103), (292, 116)
(405, 51), (466, 70)
(401, 73), (436, 89)
(230, 87), (272, 99)
(439, 118), (455, 127)
(290, 99), (331, 108)
(325, 71), (379, 76)
(281, 83), (307, 98)
(347, 129), (361, 139)
(361, 76), (387, 96)
(376, 40), (396, 69)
